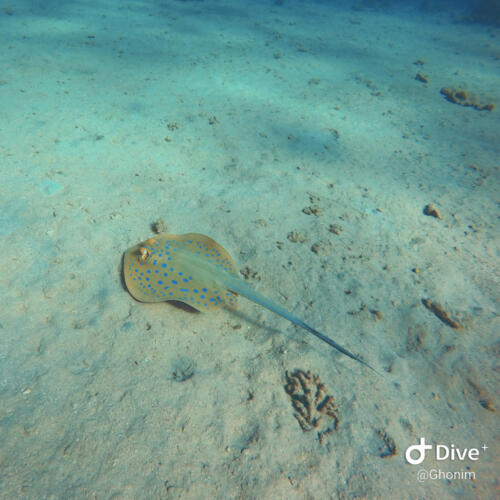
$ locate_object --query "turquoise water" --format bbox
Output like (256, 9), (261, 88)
(1, 1), (498, 498)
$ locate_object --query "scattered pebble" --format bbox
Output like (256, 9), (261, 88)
(287, 231), (306, 243)
(171, 356), (195, 382)
(423, 204), (441, 219)
(240, 266), (260, 281)
(415, 72), (429, 83)
(311, 242), (326, 254)
(328, 223), (343, 235)
(377, 429), (397, 458)
(308, 78), (321, 85)
(407, 325), (426, 351)
(465, 376), (496, 413)
(152, 219), (168, 234)
(302, 205), (321, 216)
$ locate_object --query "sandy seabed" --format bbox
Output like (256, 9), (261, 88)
(0, 1), (498, 498)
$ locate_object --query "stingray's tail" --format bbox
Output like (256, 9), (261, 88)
(225, 275), (381, 375)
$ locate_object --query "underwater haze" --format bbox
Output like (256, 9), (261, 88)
(0, 0), (498, 498)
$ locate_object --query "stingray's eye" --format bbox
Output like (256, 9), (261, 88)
(139, 246), (150, 262)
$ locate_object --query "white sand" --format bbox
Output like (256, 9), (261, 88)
(0, 0), (498, 498)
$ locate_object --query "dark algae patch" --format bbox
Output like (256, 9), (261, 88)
(440, 87), (495, 111)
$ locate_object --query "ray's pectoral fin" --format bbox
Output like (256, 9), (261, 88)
(123, 233), (239, 310)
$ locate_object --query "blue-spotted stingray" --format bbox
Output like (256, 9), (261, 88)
(123, 233), (377, 373)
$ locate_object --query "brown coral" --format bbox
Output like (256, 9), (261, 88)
(284, 369), (339, 440)
(440, 87), (495, 111)
(422, 299), (461, 329)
